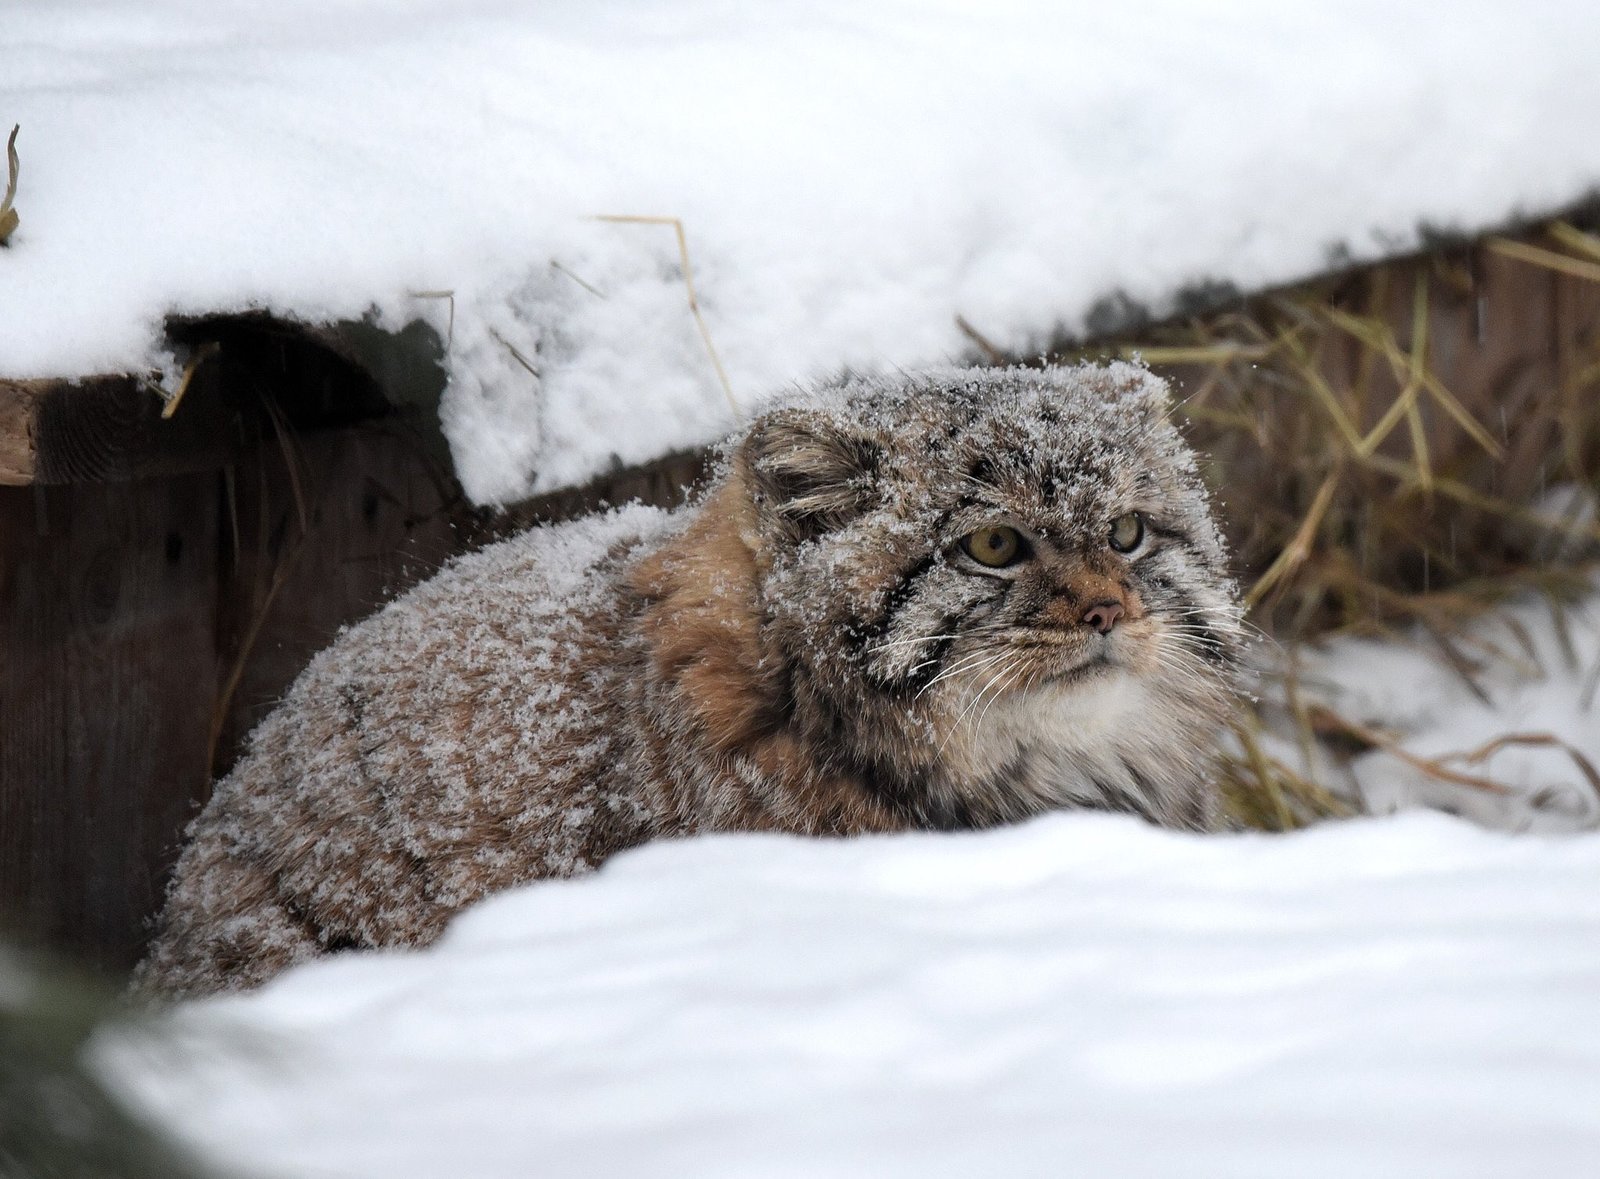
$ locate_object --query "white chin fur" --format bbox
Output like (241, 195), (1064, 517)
(990, 667), (1147, 754)
(936, 665), (1147, 786)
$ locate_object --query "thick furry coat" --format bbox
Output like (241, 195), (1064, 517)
(135, 364), (1244, 998)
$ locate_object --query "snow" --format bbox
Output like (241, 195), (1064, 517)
(1270, 577), (1600, 833)
(93, 582), (1600, 1174)
(100, 809), (1600, 1178)
(6, 1), (1600, 501)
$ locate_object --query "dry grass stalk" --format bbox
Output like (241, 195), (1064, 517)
(1, 123), (19, 244)
(1029, 216), (1600, 827)
(596, 214), (740, 417)
(1304, 705), (1511, 794)
(1219, 712), (1353, 831)
(408, 288), (457, 348)
(207, 395), (315, 774)
(1082, 221), (1600, 642)
(490, 327), (540, 379)
(550, 260), (606, 299)
(955, 314), (1006, 365)
(1487, 236), (1600, 284)
(159, 340), (220, 419)
(1301, 710), (1600, 813)
(1245, 466), (1341, 607)
(1458, 732), (1600, 798)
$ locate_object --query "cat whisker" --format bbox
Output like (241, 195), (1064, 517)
(1156, 610), (1251, 642)
(1165, 624), (1239, 659)
(1152, 638), (1234, 703)
(1159, 607), (1266, 646)
(914, 649), (1013, 701)
(934, 668), (1007, 761)
(866, 633), (967, 654)
(952, 653), (1027, 736)
(972, 655), (1032, 734)
(1165, 631), (1232, 658)
(921, 648), (1007, 684)
(928, 655), (1014, 706)
(1164, 614), (1251, 649)
(966, 664), (1016, 728)
(937, 657), (1014, 749)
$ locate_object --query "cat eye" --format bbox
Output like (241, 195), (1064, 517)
(960, 526), (1027, 568)
(1108, 512), (1145, 553)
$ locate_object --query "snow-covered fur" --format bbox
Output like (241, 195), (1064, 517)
(135, 364), (1245, 999)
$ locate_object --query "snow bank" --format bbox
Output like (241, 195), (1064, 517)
(91, 583), (1600, 1175)
(6, 1), (1600, 501)
(100, 810), (1600, 1178)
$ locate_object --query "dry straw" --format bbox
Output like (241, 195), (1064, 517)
(1021, 216), (1600, 828)
(1, 124), (20, 245)
(596, 214), (740, 418)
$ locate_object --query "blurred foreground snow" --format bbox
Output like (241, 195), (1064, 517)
(90, 587), (1600, 1178)
(99, 811), (1600, 1177)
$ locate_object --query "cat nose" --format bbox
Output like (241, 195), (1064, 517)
(1081, 599), (1124, 635)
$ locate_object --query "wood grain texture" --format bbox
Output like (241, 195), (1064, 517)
(0, 315), (466, 973)
(480, 449), (708, 545)
(0, 424), (467, 973)
(0, 311), (431, 490)
(0, 381), (44, 484)
(0, 474), (219, 971)
(0, 373), (240, 488)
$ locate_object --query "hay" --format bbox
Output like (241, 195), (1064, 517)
(0, 124), (19, 245)
(1131, 262), (1599, 637)
(596, 214), (740, 417)
(1030, 217), (1600, 827)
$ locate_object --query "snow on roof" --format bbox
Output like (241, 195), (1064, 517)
(5, 1), (1600, 502)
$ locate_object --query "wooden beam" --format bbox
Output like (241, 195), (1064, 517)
(0, 373), (240, 487)
(0, 472), (221, 970)
(0, 312), (448, 489)
(0, 379), (43, 484)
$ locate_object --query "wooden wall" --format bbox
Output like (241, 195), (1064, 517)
(2, 471), (223, 973)
(0, 332), (468, 973)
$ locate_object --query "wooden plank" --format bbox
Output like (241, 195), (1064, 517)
(0, 311), (423, 490)
(0, 422), (469, 973)
(1554, 264), (1600, 481)
(0, 372), (240, 488)
(1464, 243), (1564, 505)
(0, 473), (220, 972)
(480, 448), (708, 544)
(0, 311), (469, 971)
(0, 381), (43, 484)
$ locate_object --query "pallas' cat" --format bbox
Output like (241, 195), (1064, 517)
(136, 363), (1245, 998)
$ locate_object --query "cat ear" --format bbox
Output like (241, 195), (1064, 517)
(742, 409), (882, 539)
(1115, 361), (1177, 421)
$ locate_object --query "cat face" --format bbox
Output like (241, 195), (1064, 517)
(740, 363), (1245, 830)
